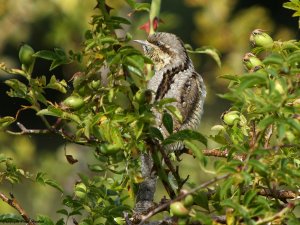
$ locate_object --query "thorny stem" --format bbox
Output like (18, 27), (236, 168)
(0, 192), (36, 225)
(149, 0), (161, 34)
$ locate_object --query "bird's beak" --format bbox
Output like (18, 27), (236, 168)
(133, 40), (149, 46)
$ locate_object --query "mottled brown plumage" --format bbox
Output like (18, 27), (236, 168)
(134, 32), (206, 213)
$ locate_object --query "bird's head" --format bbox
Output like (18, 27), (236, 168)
(134, 32), (188, 71)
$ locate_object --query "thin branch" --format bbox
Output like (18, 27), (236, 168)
(157, 144), (187, 193)
(137, 174), (230, 225)
(202, 149), (246, 161)
(257, 188), (297, 201)
(0, 192), (36, 225)
(256, 203), (294, 225)
(264, 124), (273, 149)
(7, 122), (51, 135)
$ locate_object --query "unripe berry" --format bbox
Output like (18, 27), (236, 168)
(243, 53), (263, 70)
(250, 29), (274, 48)
(19, 44), (35, 66)
(63, 95), (84, 110)
(222, 111), (240, 126)
(170, 202), (189, 217)
(183, 194), (194, 207)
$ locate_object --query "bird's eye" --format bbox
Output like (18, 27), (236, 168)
(153, 41), (162, 47)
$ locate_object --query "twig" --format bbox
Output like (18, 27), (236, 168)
(256, 203), (294, 225)
(206, 187), (298, 202)
(157, 144), (187, 193)
(202, 148), (246, 161)
(264, 124), (273, 149)
(137, 174), (230, 225)
(7, 122), (51, 135)
(257, 188), (297, 201)
(0, 192), (36, 225)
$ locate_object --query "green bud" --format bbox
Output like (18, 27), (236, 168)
(250, 29), (274, 48)
(243, 53), (263, 70)
(91, 80), (101, 90)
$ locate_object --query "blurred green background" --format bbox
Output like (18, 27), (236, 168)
(0, 0), (298, 219)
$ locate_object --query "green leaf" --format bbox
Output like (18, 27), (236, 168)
(131, 120), (144, 139)
(46, 75), (67, 93)
(221, 199), (249, 218)
(243, 189), (257, 206)
(248, 159), (268, 177)
(56, 209), (69, 216)
(219, 178), (233, 199)
(238, 72), (267, 90)
(165, 105), (183, 123)
(5, 79), (28, 98)
(37, 215), (55, 225)
(34, 48), (71, 70)
(287, 50), (300, 65)
(193, 212), (213, 224)
(110, 16), (131, 25)
(163, 130), (207, 146)
(262, 53), (284, 65)
(112, 91), (131, 110)
(149, 126), (164, 141)
(219, 74), (239, 81)
(0, 214), (24, 223)
(0, 62), (28, 78)
(135, 3), (151, 11)
(194, 191), (209, 211)
(188, 46), (221, 67)
(125, 65), (143, 77)
(257, 116), (274, 131)
(184, 140), (206, 165)
(37, 106), (63, 117)
(88, 164), (105, 172)
(162, 112), (173, 134)
(45, 179), (64, 193)
(36, 172), (63, 192)
(286, 118), (300, 132)
(34, 50), (57, 60)
(0, 116), (15, 129)
(125, 0), (150, 11)
(124, 55), (144, 74)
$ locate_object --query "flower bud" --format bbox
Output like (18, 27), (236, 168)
(250, 29), (274, 48)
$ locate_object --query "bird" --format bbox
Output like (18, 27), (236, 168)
(133, 32), (206, 214)
(135, 32), (206, 149)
